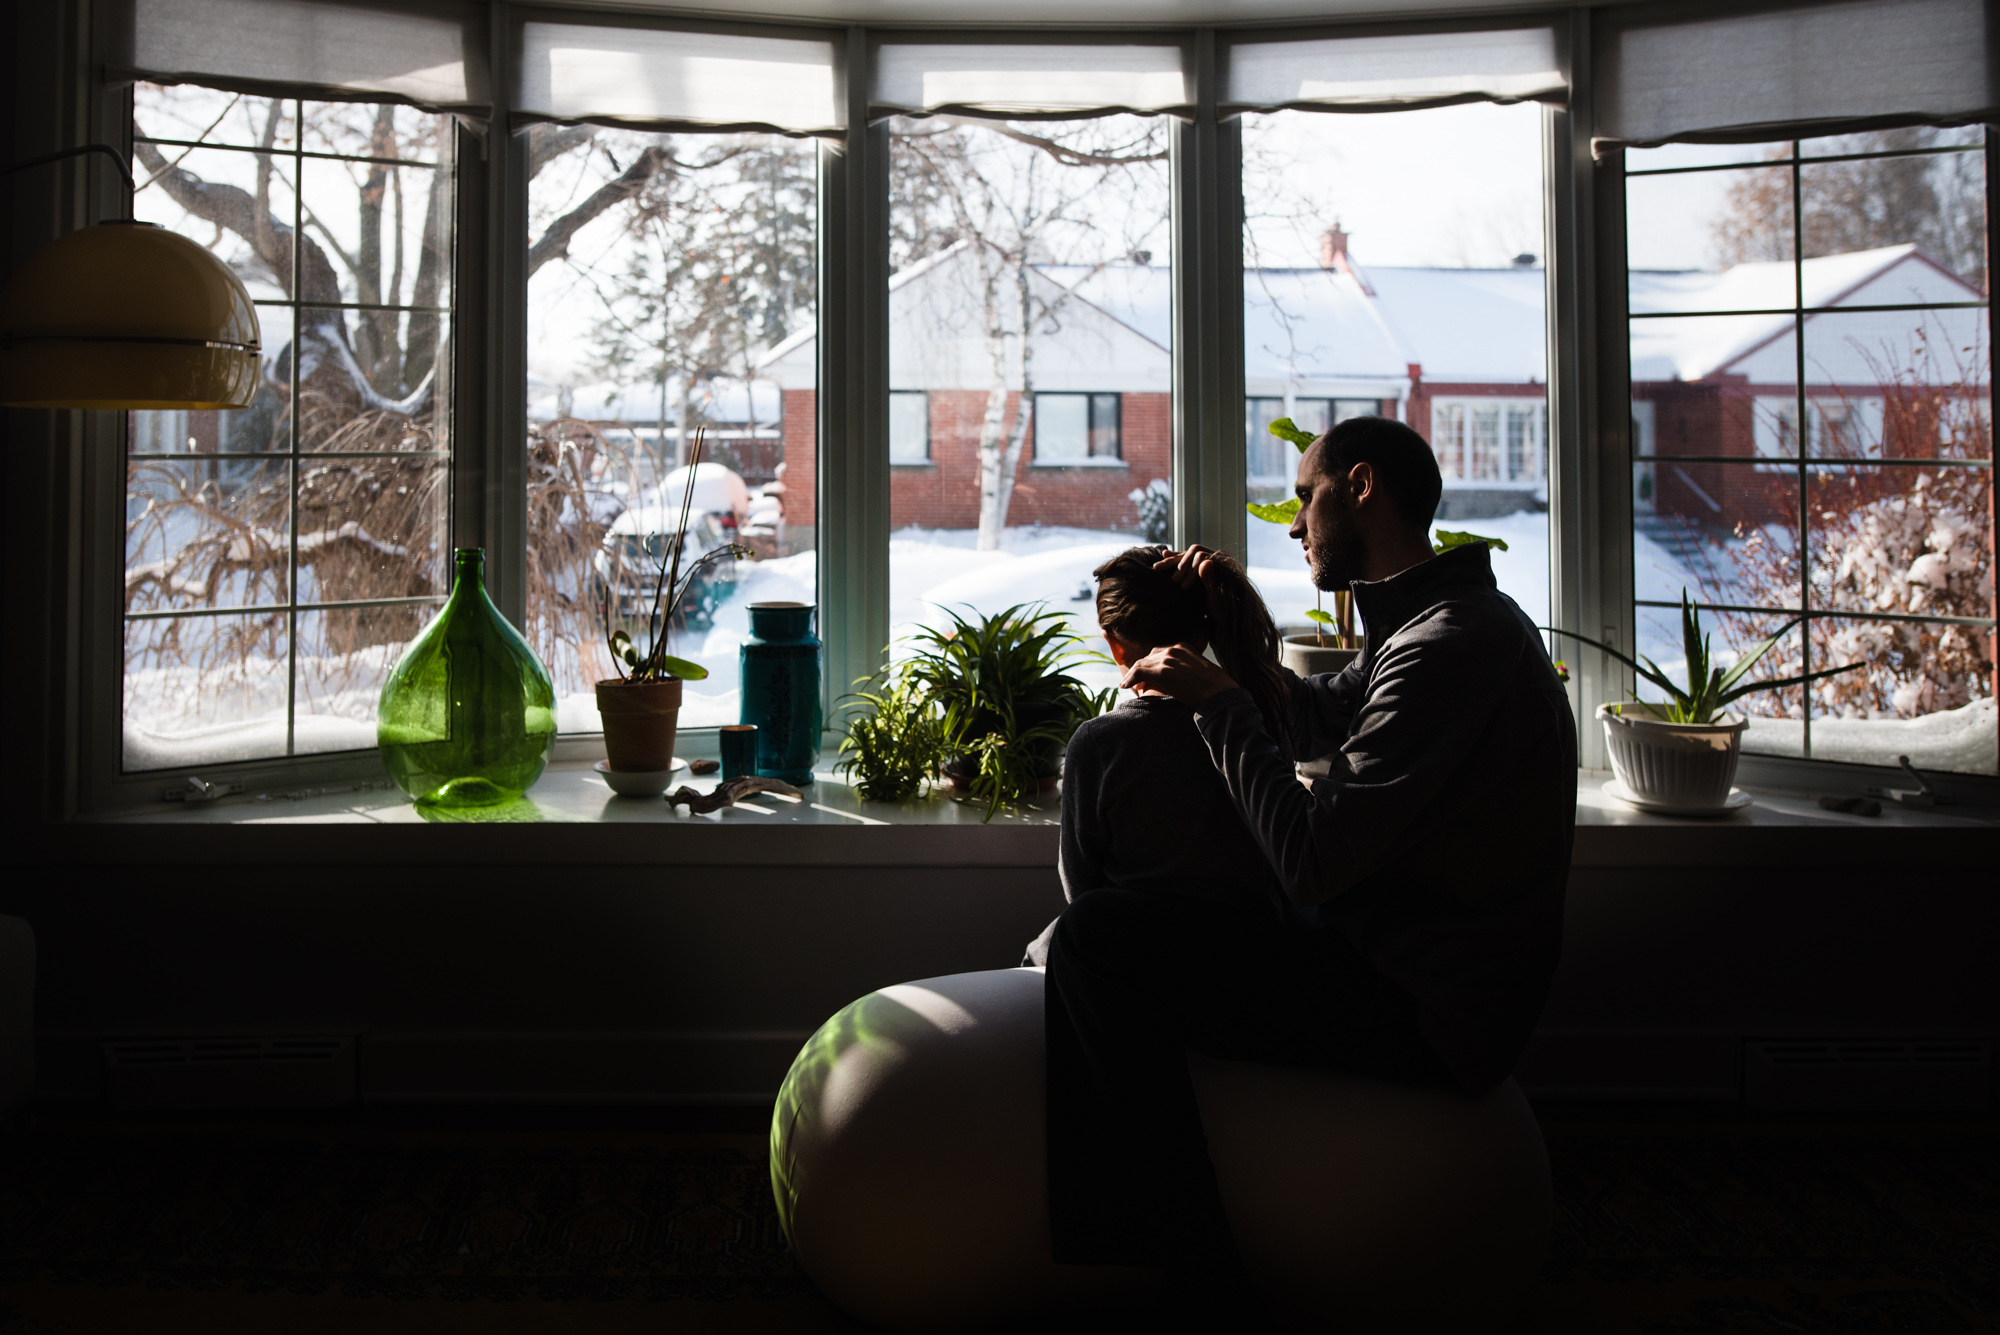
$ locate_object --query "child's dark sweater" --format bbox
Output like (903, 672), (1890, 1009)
(1057, 693), (1288, 916)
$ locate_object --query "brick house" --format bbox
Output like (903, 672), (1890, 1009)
(548, 233), (1982, 540)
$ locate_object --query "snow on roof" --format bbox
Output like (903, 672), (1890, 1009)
(1363, 266), (1547, 384)
(1626, 246), (1984, 383)
(1040, 264), (1172, 350)
(761, 243), (1982, 393)
(1244, 267), (1412, 386)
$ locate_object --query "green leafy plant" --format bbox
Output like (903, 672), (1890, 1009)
(834, 664), (952, 801)
(1543, 590), (1863, 725)
(902, 603), (1118, 819)
(602, 427), (749, 684)
(1247, 416), (1508, 645)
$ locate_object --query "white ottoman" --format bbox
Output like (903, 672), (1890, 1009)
(771, 967), (1549, 1334)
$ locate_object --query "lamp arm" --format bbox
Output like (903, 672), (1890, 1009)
(1, 144), (135, 196)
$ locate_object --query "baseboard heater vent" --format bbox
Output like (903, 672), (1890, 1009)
(1746, 1039), (1990, 1112)
(103, 1036), (356, 1108)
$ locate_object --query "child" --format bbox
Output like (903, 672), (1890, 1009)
(1025, 545), (1294, 966)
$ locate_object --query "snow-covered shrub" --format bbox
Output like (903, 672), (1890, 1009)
(1129, 477), (1171, 544)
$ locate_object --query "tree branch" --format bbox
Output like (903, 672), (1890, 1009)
(932, 116), (1168, 167)
(527, 145), (670, 279)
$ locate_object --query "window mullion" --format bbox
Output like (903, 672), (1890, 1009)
(1548, 6), (1633, 770)
(818, 26), (890, 726)
(1172, 27), (1245, 558)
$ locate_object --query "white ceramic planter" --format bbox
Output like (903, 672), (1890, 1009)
(1281, 636), (1359, 678)
(1597, 702), (1746, 810)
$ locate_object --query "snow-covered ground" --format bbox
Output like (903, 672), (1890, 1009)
(128, 514), (1994, 777)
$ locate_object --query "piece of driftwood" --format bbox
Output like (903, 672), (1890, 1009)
(667, 775), (803, 814)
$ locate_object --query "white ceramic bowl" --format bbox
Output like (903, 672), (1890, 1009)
(592, 757), (683, 798)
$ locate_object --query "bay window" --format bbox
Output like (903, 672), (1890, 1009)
(48, 0), (1997, 809)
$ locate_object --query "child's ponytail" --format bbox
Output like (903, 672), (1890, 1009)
(1193, 552), (1294, 764)
(1092, 546), (1294, 762)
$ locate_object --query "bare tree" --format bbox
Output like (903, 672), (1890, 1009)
(890, 116), (1168, 549)
(1711, 129), (1987, 290)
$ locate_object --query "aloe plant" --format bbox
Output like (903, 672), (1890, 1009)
(1249, 416), (1507, 644)
(901, 603), (1118, 819)
(1543, 590), (1863, 725)
(601, 426), (749, 684)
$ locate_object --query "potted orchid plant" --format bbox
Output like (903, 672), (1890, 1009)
(596, 427), (749, 787)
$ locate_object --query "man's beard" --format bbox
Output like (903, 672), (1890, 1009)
(1307, 486), (1367, 591)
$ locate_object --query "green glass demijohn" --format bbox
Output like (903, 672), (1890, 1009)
(377, 548), (557, 807)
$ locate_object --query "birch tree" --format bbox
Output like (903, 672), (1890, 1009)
(890, 116), (1168, 549)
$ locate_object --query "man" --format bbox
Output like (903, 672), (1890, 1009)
(1038, 415), (1576, 1289)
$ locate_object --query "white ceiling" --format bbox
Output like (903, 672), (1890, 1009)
(532, 0), (1637, 30)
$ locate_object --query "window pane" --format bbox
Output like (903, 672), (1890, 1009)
(1627, 163), (1796, 313)
(127, 85), (458, 771)
(301, 100), (445, 165)
(1801, 308), (1990, 461)
(300, 144), (453, 308)
(525, 129), (818, 732)
(1800, 137), (1986, 295)
(1809, 464), (1992, 618)
(126, 458), (291, 615)
(1809, 616), (1996, 774)
(1633, 607), (1806, 760)
(1632, 315), (1798, 458)
(887, 113), (1171, 671)
(292, 606), (426, 756)
(295, 457), (448, 605)
(1089, 393), (1122, 459)
(1626, 142), (1790, 172)
(123, 613), (291, 771)
(890, 392), (930, 463)
(134, 84), (297, 152)
(1036, 393), (1089, 461)
(1242, 102), (1550, 637)
(1635, 462), (1802, 611)
(132, 144), (298, 304)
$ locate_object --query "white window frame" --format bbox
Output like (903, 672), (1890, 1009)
(44, 6), (1991, 811)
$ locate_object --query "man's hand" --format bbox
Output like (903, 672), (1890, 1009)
(1122, 644), (1238, 710)
(1153, 544), (1221, 592)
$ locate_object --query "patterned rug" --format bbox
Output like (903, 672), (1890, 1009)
(0, 1111), (1994, 1332)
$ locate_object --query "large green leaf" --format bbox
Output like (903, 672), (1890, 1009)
(658, 654), (710, 681)
(1267, 416), (1318, 451)
(1304, 608), (1336, 625)
(1247, 497), (1301, 524)
(1434, 528), (1509, 553)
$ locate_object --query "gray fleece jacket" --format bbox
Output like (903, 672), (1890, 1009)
(1193, 541), (1576, 1092)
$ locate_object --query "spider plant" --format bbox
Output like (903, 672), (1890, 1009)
(601, 427), (749, 684)
(1543, 590), (1863, 725)
(834, 663), (952, 802)
(901, 603), (1118, 819)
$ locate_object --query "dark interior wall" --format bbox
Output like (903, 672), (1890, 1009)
(14, 857), (1995, 1106)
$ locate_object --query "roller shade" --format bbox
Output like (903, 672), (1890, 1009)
(871, 39), (1194, 121)
(108, 0), (490, 116)
(1221, 27), (1563, 115)
(515, 18), (843, 138)
(1596, 0), (1997, 149)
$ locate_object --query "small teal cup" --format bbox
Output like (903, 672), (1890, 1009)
(719, 724), (759, 781)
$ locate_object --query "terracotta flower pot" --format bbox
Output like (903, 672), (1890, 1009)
(1281, 636), (1359, 678)
(595, 677), (683, 774)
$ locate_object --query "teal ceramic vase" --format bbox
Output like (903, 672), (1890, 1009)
(740, 601), (822, 784)
(377, 548), (557, 806)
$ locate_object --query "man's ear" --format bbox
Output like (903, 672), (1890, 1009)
(1346, 460), (1378, 511)
(1103, 632), (1135, 667)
